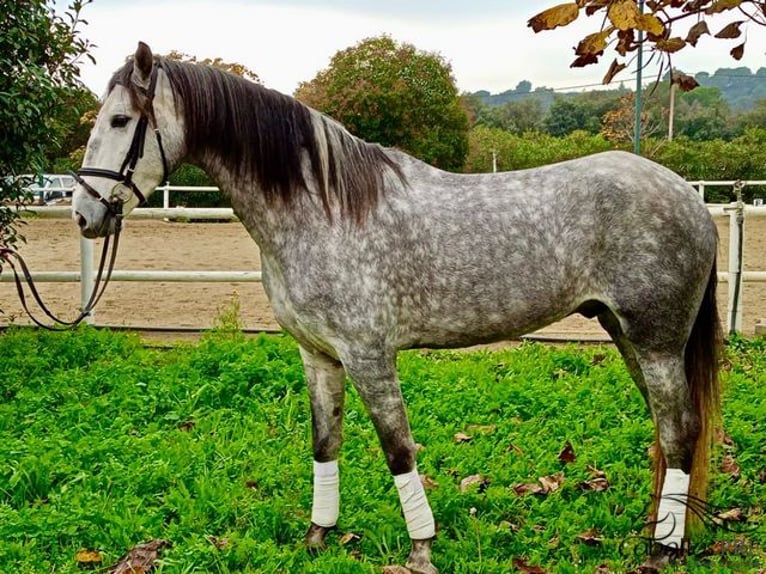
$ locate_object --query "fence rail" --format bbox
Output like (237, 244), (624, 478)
(2, 184), (766, 334)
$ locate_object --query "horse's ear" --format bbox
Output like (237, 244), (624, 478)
(132, 41), (154, 89)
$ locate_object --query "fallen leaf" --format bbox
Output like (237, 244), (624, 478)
(716, 507), (745, 522)
(75, 549), (103, 565)
(721, 454), (741, 479)
(339, 531), (361, 545)
(414, 443), (425, 452)
(178, 420), (195, 432)
(245, 480), (258, 489)
(460, 474), (491, 493)
(108, 540), (169, 574)
(759, 468), (766, 484)
(580, 466), (609, 491)
(714, 427), (735, 447)
(454, 432), (473, 444)
(507, 443), (524, 456)
(547, 535), (560, 548)
(586, 465), (607, 479)
(498, 520), (520, 532)
(513, 482), (545, 496)
(206, 536), (229, 549)
(539, 472), (564, 494)
(420, 475), (439, 490)
(590, 353), (607, 366)
(512, 556), (549, 573)
(594, 563), (613, 574)
(558, 441), (577, 464)
(580, 477), (610, 492)
(381, 566), (411, 574)
(576, 528), (603, 546)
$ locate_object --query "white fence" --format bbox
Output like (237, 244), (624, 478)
(2, 183), (766, 334)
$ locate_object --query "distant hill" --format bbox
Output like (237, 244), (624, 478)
(473, 67), (766, 111)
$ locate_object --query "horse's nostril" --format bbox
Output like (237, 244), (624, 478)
(76, 213), (87, 229)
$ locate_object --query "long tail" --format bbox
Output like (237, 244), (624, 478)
(653, 256), (723, 533)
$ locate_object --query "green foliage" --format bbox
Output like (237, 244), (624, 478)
(295, 36), (469, 171)
(0, 0), (93, 248)
(1, 328), (762, 573)
(465, 126), (612, 173)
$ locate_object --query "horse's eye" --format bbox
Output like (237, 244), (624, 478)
(110, 115), (130, 128)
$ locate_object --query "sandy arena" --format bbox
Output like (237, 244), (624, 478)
(1, 214), (764, 339)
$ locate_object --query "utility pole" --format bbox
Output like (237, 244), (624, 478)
(634, 0), (645, 155)
(668, 80), (677, 141)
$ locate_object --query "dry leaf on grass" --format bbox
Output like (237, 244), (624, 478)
(108, 539), (169, 574)
(339, 532), (361, 545)
(420, 475), (439, 490)
(460, 474), (491, 493)
(514, 472), (564, 496)
(454, 432), (473, 444)
(580, 466), (610, 492)
(206, 536), (229, 549)
(381, 566), (411, 574)
(75, 549), (103, 566)
(558, 441), (577, 464)
(576, 528), (603, 546)
(466, 424), (497, 434)
(512, 556), (549, 573)
(721, 454), (741, 479)
(715, 507), (745, 523)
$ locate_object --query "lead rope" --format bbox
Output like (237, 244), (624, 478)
(0, 202), (123, 331)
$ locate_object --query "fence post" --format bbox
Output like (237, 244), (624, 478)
(697, 183), (705, 201)
(163, 184), (170, 209)
(727, 183), (745, 334)
(80, 236), (95, 324)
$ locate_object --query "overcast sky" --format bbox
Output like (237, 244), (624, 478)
(76, 0), (766, 97)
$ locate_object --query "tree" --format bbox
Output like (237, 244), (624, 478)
(0, 0), (93, 249)
(528, 1), (766, 89)
(601, 92), (666, 156)
(295, 36), (469, 171)
(165, 51), (261, 83)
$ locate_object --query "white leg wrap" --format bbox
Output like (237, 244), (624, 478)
(654, 468), (690, 549)
(394, 467), (435, 540)
(311, 460), (339, 528)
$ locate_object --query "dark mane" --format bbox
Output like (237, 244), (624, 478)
(109, 57), (405, 222)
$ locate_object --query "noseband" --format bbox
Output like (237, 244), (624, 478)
(72, 60), (170, 213)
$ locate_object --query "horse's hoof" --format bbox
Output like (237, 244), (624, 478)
(305, 522), (335, 553)
(405, 538), (438, 574)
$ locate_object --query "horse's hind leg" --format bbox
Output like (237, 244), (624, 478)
(636, 350), (700, 557)
(341, 352), (437, 574)
(300, 346), (346, 550)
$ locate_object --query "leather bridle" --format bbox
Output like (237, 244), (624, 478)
(72, 60), (170, 212)
(0, 61), (169, 330)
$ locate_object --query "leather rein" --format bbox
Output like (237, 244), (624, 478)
(0, 61), (169, 330)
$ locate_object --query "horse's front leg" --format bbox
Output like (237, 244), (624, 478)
(343, 353), (437, 574)
(300, 346), (346, 551)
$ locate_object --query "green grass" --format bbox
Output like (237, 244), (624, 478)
(0, 326), (763, 573)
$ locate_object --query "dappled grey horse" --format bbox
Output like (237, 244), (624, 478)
(73, 42), (721, 573)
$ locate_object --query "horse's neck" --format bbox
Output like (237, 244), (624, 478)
(194, 152), (318, 254)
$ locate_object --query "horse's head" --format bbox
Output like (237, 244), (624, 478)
(73, 42), (184, 238)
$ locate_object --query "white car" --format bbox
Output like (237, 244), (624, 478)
(23, 174), (76, 205)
